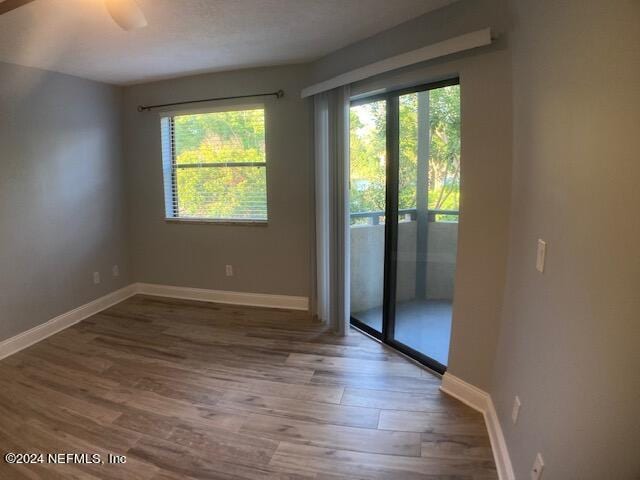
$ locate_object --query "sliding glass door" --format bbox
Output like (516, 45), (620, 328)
(349, 79), (461, 374)
(349, 99), (387, 337)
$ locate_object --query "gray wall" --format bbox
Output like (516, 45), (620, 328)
(123, 65), (312, 297)
(491, 1), (640, 478)
(0, 61), (130, 342)
(315, 0), (513, 391)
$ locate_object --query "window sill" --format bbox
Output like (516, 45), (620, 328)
(164, 217), (268, 226)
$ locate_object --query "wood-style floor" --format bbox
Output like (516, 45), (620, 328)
(0, 295), (497, 479)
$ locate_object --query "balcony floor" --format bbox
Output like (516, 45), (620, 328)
(351, 299), (452, 366)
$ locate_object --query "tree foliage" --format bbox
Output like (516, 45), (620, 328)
(172, 109), (267, 219)
(350, 85), (460, 223)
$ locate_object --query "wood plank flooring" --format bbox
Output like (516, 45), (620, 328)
(0, 295), (497, 479)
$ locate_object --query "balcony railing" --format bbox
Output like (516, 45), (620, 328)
(350, 208), (459, 225)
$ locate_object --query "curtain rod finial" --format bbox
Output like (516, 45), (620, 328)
(277, 90), (285, 99)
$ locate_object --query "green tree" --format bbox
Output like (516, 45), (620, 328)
(349, 101), (387, 218)
(173, 109), (267, 219)
(349, 85), (460, 223)
(428, 85), (461, 213)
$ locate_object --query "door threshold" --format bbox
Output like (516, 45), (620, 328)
(350, 323), (444, 380)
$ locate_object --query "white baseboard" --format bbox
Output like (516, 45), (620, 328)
(134, 282), (309, 311)
(0, 285), (137, 361)
(484, 393), (514, 480)
(441, 373), (515, 480)
(441, 371), (490, 412)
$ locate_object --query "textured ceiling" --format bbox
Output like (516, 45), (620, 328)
(0, 0), (456, 85)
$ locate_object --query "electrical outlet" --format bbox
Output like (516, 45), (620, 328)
(93, 272), (101, 285)
(512, 396), (521, 424)
(112, 265), (120, 277)
(225, 265), (233, 277)
(536, 239), (547, 273)
(531, 453), (544, 480)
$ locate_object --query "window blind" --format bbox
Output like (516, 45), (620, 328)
(160, 107), (268, 221)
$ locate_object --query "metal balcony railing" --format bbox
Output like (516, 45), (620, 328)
(350, 208), (459, 225)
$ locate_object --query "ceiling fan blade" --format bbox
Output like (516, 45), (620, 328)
(104, 0), (147, 31)
(0, 0), (36, 15)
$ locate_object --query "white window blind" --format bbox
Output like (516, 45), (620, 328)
(160, 106), (268, 221)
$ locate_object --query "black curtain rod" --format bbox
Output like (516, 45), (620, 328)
(137, 89), (284, 112)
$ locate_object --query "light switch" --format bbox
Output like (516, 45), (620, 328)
(536, 239), (546, 273)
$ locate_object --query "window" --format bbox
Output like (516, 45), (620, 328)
(160, 106), (268, 222)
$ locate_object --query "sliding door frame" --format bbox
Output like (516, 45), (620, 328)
(349, 77), (460, 376)
(382, 94), (400, 344)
